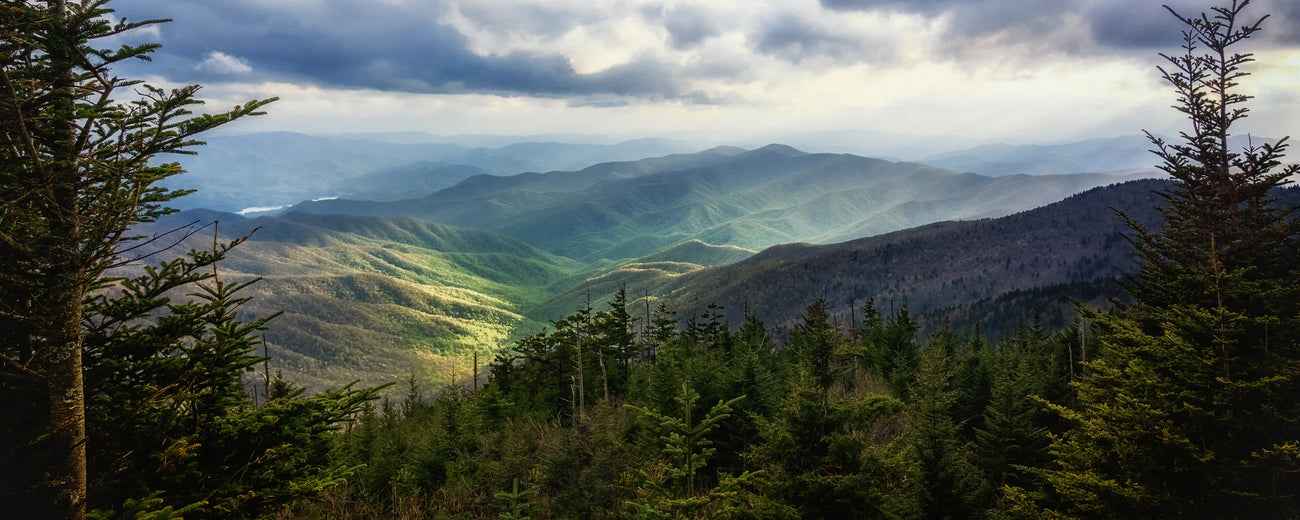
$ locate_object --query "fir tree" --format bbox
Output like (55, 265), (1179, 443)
(787, 298), (844, 400)
(1034, 2), (1300, 517)
(910, 340), (981, 519)
(0, 3), (383, 518)
(626, 383), (750, 519)
(0, 2), (274, 518)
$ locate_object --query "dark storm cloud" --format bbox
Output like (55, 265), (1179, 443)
(107, 0), (696, 101)
(753, 16), (877, 64)
(1084, 2), (1186, 49)
(1088, 0), (1300, 49)
(819, 0), (1300, 54)
(662, 5), (720, 50)
(1249, 0), (1300, 45)
(103, 0), (1298, 105)
(820, 0), (958, 15)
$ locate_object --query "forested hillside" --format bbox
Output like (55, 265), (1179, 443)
(534, 178), (1165, 333)
(657, 181), (1300, 336)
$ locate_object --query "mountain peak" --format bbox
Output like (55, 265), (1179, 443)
(748, 143), (806, 157)
(700, 145), (748, 156)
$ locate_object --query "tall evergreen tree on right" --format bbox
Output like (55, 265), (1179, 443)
(1029, 1), (1299, 518)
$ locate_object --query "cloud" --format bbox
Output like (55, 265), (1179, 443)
(102, 0), (1300, 131)
(819, 0), (1300, 55)
(196, 51), (252, 74)
(1243, 0), (1300, 46)
(820, 0), (959, 16)
(109, 0), (699, 101)
(753, 15), (870, 64)
(661, 5), (720, 50)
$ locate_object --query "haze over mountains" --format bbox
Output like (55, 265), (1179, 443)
(165, 131), (1181, 215)
(296, 144), (1154, 262)
(161, 132), (705, 213)
(921, 134), (1279, 176)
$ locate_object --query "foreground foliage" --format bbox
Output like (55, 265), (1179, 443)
(0, 2), (378, 519)
(1021, 2), (1300, 518)
(286, 291), (1081, 519)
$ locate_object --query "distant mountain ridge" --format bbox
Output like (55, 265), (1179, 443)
(922, 134), (1279, 176)
(161, 132), (706, 212)
(524, 178), (1158, 329)
(298, 144), (1158, 262)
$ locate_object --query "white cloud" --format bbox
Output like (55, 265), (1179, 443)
(196, 51), (253, 75)
(110, 0), (1298, 146)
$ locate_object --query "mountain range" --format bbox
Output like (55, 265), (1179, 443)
(296, 144), (1154, 262)
(920, 134), (1278, 176)
(160, 132), (704, 213)
(129, 136), (1300, 393)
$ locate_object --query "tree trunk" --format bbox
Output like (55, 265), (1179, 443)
(576, 331), (586, 419)
(599, 355), (609, 404)
(46, 2), (88, 517)
(47, 278), (87, 520)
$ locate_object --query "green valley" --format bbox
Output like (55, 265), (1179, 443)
(129, 211), (581, 393)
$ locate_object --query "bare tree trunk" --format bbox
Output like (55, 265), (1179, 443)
(575, 331), (585, 419)
(47, 275), (87, 520)
(598, 355), (610, 404)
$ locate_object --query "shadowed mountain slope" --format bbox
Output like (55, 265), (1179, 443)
(655, 180), (1165, 332)
(651, 180), (1300, 337)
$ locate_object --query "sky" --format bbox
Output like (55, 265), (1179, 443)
(107, 0), (1300, 149)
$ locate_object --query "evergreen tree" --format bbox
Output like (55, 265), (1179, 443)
(745, 367), (914, 519)
(909, 339), (981, 519)
(1033, 2), (1300, 517)
(626, 383), (750, 519)
(707, 310), (782, 476)
(646, 302), (680, 357)
(81, 246), (379, 518)
(496, 479), (539, 520)
(973, 330), (1052, 504)
(0, 3), (384, 518)
(950, 331), (994, 442)
(596, 285), (639, 393)
(787, 298), (844, 400)
(0, 4), (271, 517)
(882, 306), (921, 400)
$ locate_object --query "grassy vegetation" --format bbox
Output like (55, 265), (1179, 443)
(127, 211), (577, 393)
